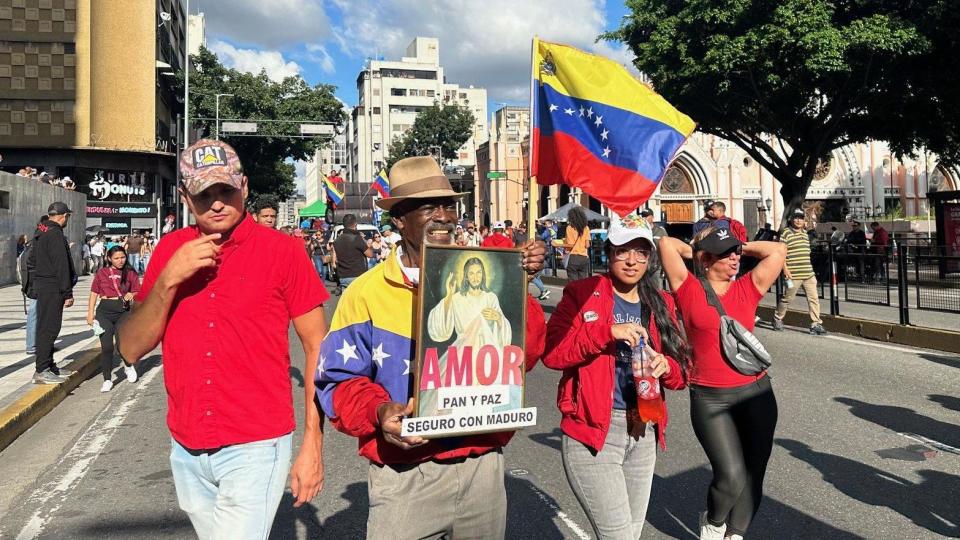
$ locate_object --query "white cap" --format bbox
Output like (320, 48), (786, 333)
(493, 221), (505, 229)
(606, 214), (655, 249)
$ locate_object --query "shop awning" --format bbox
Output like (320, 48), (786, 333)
(299, 199), (327, 218)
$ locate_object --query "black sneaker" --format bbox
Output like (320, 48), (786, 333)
(809, 324), (828, 336)
(772, 318), (784, 331)
(33, 370), (67, 385)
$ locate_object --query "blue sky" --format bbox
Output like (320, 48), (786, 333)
(194, 0), (635, 111)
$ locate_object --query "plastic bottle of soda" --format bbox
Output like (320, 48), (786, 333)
(632, 337), (663, 424)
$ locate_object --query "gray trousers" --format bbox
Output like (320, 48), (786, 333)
(562, 410), (657, 540)
(366, 450), (506, 540)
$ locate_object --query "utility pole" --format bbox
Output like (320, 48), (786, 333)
(181, 0), (190, 227)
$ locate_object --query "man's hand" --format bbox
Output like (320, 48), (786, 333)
(377, 399), (426, 450)
(289, 442), (323, 508)
(64, 298), (74, 308)
(519, 239), (546, 277)
(611, 322), (648, 348)
(158, 233), (221, 288)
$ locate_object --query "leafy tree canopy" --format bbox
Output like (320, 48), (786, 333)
(386, 104), (475, 169)
(606, 0), (958, 222)
(184, 47), (346, 200)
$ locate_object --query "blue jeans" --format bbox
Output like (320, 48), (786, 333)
(530, 274), (546, 296)
(170, 433), (292, 540)
(26, 297), (37, 353)
(340, 277), (356, 289)
(127, 253), (141, 273)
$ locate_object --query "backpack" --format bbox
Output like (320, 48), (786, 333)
(19, 240), (37, 300)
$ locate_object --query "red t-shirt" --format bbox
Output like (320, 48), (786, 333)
(481, 234), (513, 248)
(674, 272), (766, 388)
(91, 266), (140, 297)
(136, 215), (329, 449)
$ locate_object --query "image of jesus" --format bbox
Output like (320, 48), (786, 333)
(421, 257), (515, 415)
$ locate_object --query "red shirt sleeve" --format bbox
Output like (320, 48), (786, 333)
(90, 268), (108, 296)
(128, 269), (141, 294)
(282, 236), (330, 318)
(524, 295), (546, 372)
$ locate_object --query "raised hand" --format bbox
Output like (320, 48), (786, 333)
(159, 233), (222, 288)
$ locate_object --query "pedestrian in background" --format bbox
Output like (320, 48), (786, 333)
(464, 222), (482, 246)
(32, 202), (78, 385)
(710, 202), (747, 242)
(141, 231), (155, 274)
(640, 209), (668, 243)
(118, 139), (330, 538)
(254, 198), (279, 229)
(562, 207), (591, 281)
(86, 245), (139, 392)
(124, 231), (144, 274)
(774, 210), (827, 335)
(17, 234), (27, 257)
(482, 221), (514, 248)
(19, 218), (47, 356)
(90, 235), (105, 269)
(332, 213), (372, 290)
(659, 228), (785, 540)
(545, 216), (687, 539)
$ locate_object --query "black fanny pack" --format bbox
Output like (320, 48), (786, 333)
(699, 278), (772, 376)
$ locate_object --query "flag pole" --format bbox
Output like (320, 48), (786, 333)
(527, 37), (539, 242)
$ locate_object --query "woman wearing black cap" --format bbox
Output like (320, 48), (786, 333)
(658, 229), (785, 540)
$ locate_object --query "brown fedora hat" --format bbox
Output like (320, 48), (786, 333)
(375, 156), (465, 211)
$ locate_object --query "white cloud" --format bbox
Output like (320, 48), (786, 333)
(294, 159), (307, 195)
(198, 0), (331, 49)
(330, 0), (636, 102)
(209, 40), (302, 82)
(305, 44), (336, 74)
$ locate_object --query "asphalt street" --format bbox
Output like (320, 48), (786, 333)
(0, 284), (958, 539)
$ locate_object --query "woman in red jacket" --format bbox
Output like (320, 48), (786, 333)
(544, 216), (689, 539)
(659, 227), (785, 540)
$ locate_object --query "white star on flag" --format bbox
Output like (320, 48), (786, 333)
(371, 343), (391, 369)
(549, 103), (559, 112)
(401, 358), (410, 376)
(336, 340), (358, 365)
(594, 115), (603, 127)
(600, 129), (609, 141)
(316, 355), (326, 379)
(579, 106), (585, 117)
(586, 107), (594, 118)
(602, 146), (611, 158)
(564, 108), (574, 115)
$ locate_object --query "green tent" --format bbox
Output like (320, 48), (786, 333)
(299, 199), (327, 218)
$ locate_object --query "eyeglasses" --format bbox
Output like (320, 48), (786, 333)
(612, 247), (651, 262)
(718, 245), (743, 259)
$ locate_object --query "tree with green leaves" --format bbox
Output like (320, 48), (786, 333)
(184, 47), (346, 200)
(386, 104), (475, 169)
(606, 0), (957, 224)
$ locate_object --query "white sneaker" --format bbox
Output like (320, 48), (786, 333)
(100, 380), (113, 393)
(124, 365), (138, 383)
(725, 535), (743, 540)
(699, 512), (726, 540)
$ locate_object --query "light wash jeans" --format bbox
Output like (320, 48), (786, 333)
(170, 433), (292, 540)
(26, 297), (37, 353)
(127, 253), (141, 274)
(562, 410), (657, 540)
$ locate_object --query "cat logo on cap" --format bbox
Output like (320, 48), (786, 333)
(193, 145), (228, 168)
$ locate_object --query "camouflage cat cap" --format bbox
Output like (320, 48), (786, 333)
(179, 139), (245, 195)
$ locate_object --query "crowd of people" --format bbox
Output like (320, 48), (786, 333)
(13, 138), (867, 540)
(15, 167), (76, 190)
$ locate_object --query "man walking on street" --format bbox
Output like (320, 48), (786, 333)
(32, 202), (78, 384)
(332, 213), (372, 290)
(316, 156), (547, 539)
(118, 139), (330, 539)
(774, 209), (827, 335)
(124, 231), (143, 274)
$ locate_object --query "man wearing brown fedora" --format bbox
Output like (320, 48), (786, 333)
(316, 156), (548, 538)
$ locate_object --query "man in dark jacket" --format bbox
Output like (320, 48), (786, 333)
(32, 202), (77, 384)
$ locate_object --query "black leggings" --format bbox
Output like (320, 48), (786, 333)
(96, 300), (131, 381)
(690, 376), (778, 537)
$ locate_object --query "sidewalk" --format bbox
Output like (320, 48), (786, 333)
(0, 275), (102, 450)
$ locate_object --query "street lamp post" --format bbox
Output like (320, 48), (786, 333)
(214, 93), (234, 140)
(181, 0), (190, 228)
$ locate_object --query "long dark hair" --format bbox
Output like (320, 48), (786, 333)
(105, 245), (134, 287)
(607, 242), (690, 369)
(458, 257), (489, 295)
(568, 207), (588, 235)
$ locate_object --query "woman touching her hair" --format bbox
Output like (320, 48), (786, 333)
(658, 227), (785, 540)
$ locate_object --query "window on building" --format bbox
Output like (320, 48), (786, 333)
(372, 107), (381, 114)
(427, 90), (435, 97)
(391, 88), (407, 96)
(373, 88), (380, 96)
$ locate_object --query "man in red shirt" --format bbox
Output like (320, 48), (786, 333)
(118, 139), (329, 539)
(481, 221), (514, 248)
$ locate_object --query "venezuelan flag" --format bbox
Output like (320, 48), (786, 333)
(531, 38), (695, 216)
(372, 169), (390, 198)
(323, 177), (344, 206)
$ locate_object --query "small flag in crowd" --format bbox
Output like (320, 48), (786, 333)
(324, 176), (344, 207)
(530, 38), (696, 216)
(372, 169), (390, 198)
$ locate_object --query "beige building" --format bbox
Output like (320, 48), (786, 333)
(0, 0), (185, 234)
(476, 106), (530, 225)
(348, 37), (488, 186)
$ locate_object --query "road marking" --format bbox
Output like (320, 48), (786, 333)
(820, 333), (949, 356)
(16, 365), (163, 540)
(898, 432), (960, 456)
(508, 468), (591, 540)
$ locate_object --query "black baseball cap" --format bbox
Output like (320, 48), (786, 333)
(790, 209), (805, 219)
(47, 201), (73, 215)
(639, 209), (654, 217)
(704, 199), (716, 212)
(695, 227), (743, 255)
